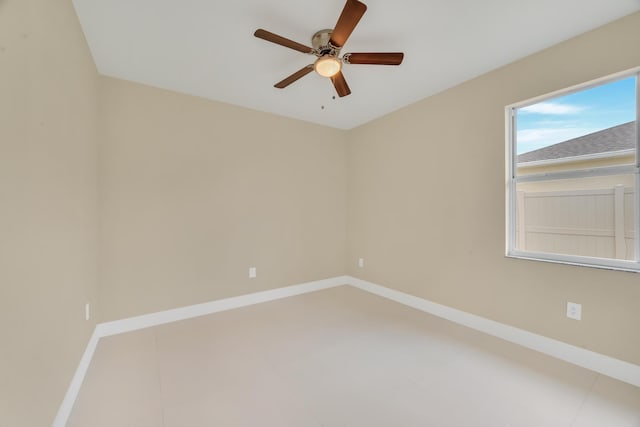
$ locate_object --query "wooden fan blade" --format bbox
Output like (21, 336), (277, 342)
(254, 29), (314, 54)
(331, 71), (351, 97)
(329, 0), (367, 48)
(344, 52), (404, 65)
(274, 65), (314, 88)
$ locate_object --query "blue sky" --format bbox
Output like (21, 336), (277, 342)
(516, 76), (637, 154)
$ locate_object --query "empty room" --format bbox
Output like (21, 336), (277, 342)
(2, 0), (640, 426)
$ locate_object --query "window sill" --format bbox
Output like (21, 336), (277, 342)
(506, 251), (640, 273)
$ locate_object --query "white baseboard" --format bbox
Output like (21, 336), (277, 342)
(348, 276), (640, 388)
(97, 276), (350, 337)
(54, 274), (640, 426)
(51, 276), (348, 427)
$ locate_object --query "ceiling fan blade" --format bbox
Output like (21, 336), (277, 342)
(274, 65), (314, 88)
(331, 71), (351, 97)
(344, 52), (404, 65)
(329, 0), (367, 48)
(254, 29), (314, 54)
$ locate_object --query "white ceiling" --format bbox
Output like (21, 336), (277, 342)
(72, 0), (640, 130)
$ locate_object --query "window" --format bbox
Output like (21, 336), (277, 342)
(506, 69), (640, 272)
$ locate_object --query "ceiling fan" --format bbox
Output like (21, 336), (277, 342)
(254, 0), (404, 98)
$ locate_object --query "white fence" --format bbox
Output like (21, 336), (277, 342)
(515, 185), (636, 260)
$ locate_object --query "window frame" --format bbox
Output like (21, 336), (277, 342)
(505, 67), (640, 272)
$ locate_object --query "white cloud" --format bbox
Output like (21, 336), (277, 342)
(517, 127), (596, 154)
(520, 102), (585, 115)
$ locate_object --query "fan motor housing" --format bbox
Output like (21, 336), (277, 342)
(312, 29), (340, 56)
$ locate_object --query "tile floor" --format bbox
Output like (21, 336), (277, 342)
(68, 285), (640, 426)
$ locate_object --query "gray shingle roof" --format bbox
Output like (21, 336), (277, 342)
(518, 121), (636, 164)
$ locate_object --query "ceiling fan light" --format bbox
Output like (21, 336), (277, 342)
(314, 56), (342, 78)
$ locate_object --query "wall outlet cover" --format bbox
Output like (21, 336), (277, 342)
(567, 302), (582, 320)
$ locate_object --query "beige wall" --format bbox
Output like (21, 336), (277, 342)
(0, 0), (99, 425)
(347, 12), (640, 365)
(98, 77), (348, 321)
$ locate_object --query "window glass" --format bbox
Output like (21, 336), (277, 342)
(514, 174), (636, 261)
(516, 76), (637, 176)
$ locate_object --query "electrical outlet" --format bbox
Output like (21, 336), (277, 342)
(85, 303), (90, 321)
(249, 267), (257, 278)
(358, 258), (364, 268)
(566, 302), (582, 320)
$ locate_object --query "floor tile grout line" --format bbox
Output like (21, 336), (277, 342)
(153, 328), (167, 427)
(570, 373), (599, 427)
